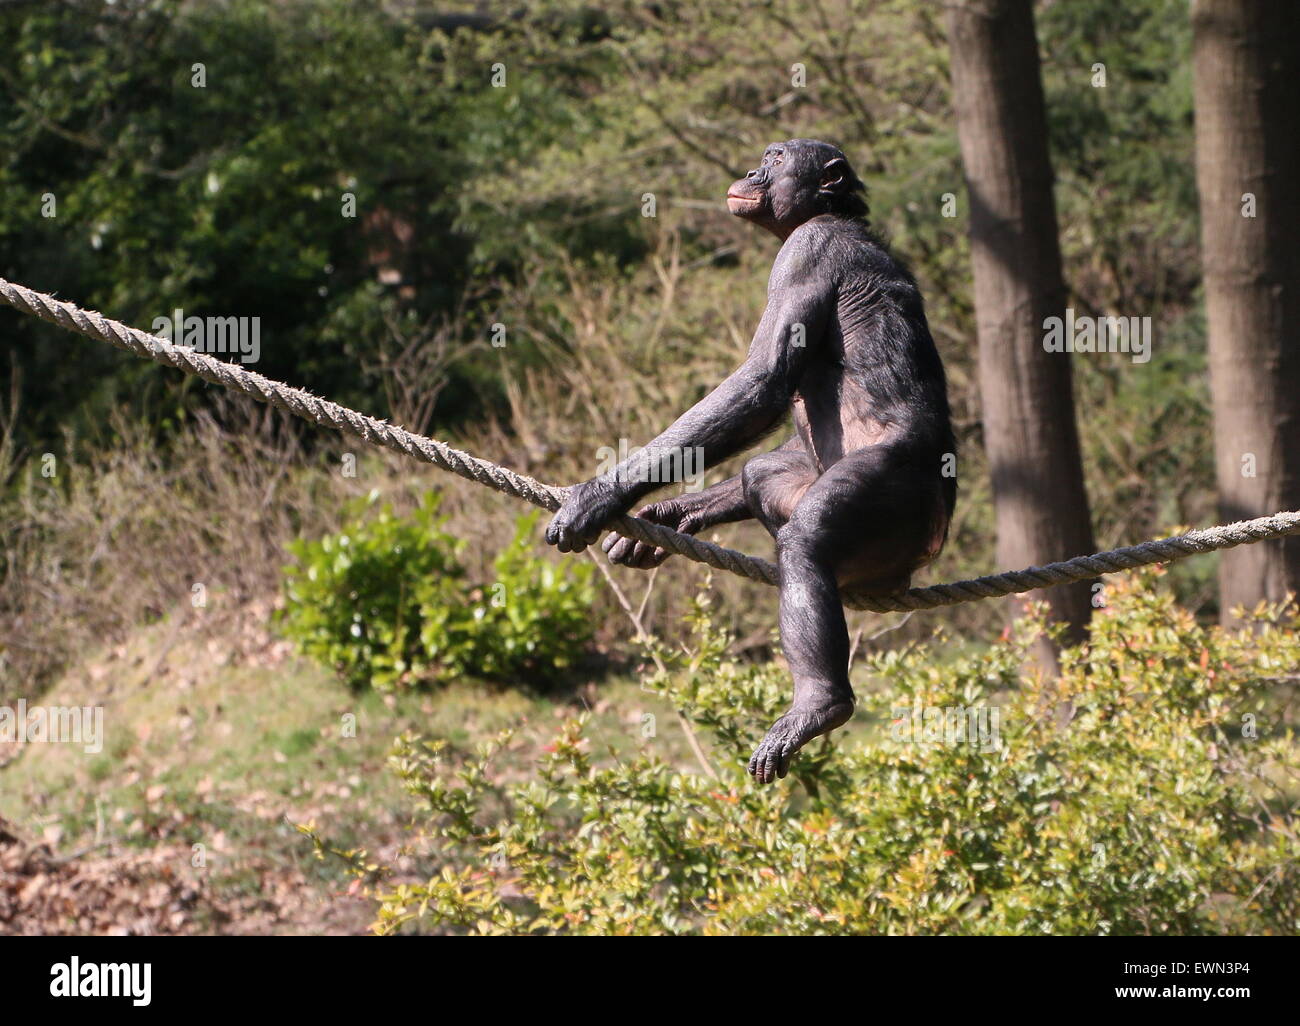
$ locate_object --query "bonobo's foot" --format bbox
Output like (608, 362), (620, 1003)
(748, 698), (854, 784)
(602, 498), (696, 569)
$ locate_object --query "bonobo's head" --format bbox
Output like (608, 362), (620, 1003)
(726, 139), (868, 238)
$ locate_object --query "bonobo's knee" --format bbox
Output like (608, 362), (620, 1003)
(740, 451), (778, 512)
(742, 450), (815, 533)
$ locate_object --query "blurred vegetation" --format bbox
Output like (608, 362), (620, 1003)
(278, 494), (595, 692)
(349, 576), (1300, 935)
(0, 0), (1220, 688)
(1, 0), (1288, 938)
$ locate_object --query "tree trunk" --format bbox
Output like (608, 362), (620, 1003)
(1192, 0), (1300, 625)
(945, 0), (1097, 650)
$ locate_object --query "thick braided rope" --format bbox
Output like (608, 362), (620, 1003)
(3, 276), (1298, 614)
(0, 277), (772, 586)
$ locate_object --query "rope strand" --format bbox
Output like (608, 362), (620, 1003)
(3, 275), (1297, 613)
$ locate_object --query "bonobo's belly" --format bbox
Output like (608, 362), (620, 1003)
(790, 349), (951, 578)
(791, 363), (893, 471)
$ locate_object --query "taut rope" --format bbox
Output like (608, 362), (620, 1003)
(2, 276), (1297, 613)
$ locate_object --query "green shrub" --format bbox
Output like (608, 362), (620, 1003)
(278, 492), (594, 692)
(278, 491), (464, 692)
(444, 512), (597, 684)
(360, 570), (1300, 935)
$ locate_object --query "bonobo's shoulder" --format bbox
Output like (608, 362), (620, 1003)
(780, 216), (907, 282)
(784, 214), (866, 252)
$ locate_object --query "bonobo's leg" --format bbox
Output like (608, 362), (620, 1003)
(740, 445), (819, 538)
(747, 533), (855, 783)
(601, 474), (749, 569)
(747, 445), (937, 783)
(604, 437), (805, 569)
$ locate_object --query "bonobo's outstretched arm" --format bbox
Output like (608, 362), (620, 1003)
(601, 436), (802, 568)
(546, 244), (833, 553)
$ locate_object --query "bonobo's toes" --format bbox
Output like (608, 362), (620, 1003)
(603, 533), (637, 565)
(747, 734), (788, 784)
(603, 532), (668, 569)
(747, 700), (854, 785)
(748, 718), (799, 784)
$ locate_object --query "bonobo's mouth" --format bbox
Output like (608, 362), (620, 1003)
(726, 192), (762, 214)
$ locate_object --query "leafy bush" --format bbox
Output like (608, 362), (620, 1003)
(278, 493), (594, 692)
(441, 513), (598, 684)
(358, 570), (1300, 935)
(278, 492), (465, 692)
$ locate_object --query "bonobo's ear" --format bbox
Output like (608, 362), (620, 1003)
(819, 156), (850, 194)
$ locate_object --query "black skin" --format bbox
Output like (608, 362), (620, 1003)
(546, 139), (957, 783)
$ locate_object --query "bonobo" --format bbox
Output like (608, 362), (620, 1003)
(546, 139), (956, 783)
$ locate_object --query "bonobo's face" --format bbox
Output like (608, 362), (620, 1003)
(726, 139), (861, 238)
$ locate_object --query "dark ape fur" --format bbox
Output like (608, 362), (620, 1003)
(546, 139), (955, 783)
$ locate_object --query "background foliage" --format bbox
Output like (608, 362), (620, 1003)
(279, 495), (594, 692)
(358, 577), (1299, 935)
(0, 0), (1292, 937)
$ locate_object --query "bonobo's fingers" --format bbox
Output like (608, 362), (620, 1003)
(603, 532), (669, 569)
(602, 532), (643, 565)
(601, 531), (629, 559)
(545, 480), (626, 554)
(546, 517), (590, 553)
(544, 516), (575, 552)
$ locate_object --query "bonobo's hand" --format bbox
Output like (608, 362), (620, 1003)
(545, 478), (628, 553)
(602, 497), (702, 569)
